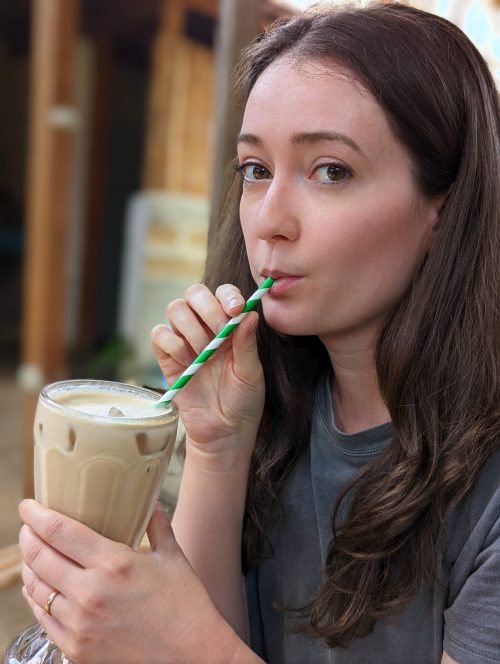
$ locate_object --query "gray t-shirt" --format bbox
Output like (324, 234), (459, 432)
(245, 377), (500, 663)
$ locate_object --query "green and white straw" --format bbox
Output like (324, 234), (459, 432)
(155, 277), (275, 407)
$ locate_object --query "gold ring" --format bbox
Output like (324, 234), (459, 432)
(44, 590), (59, 616)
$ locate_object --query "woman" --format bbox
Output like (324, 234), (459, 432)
(19, 3), (499, 663)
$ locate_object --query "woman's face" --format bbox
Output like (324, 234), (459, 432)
(238, 58), (441, 347)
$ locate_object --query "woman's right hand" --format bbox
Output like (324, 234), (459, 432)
(151, 283), (265, 460)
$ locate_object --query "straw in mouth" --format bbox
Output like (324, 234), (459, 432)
(154, 277), (275, 407)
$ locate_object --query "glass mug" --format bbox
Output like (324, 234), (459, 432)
(5, 380), (178, 664)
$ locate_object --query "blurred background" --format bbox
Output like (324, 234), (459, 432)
(1, 0), (499, 651)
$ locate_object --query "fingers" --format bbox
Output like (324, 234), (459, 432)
(230, 312), (262, 386)
(214, 283), (245, 316)
(152, 283), (247, 372)
(173, 284), (247, 346)
(19, 521), (82, 601)
(168, 297), (216, 356)
(22, 562), (67, 625)
(21, 585), (68, 649)
(19, 499), (119, 571)
(186, 284), (233, 331)
(151, 324), (194, 376)
(146, 502), (177, 557)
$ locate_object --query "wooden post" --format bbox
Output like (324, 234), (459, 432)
(142, 0), (186, 190)
(209, 0), (261, 244)
(142, 0), (216, 196)
(20, 0), (78, 496)
(79, 38), (112, 348)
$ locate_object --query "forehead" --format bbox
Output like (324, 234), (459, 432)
(241, 57), (396, 158)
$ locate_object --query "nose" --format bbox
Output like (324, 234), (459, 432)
(251, 179), (300, 243)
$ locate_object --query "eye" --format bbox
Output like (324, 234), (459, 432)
(235, 162), (272, 183)
(313, 163), (351, 185)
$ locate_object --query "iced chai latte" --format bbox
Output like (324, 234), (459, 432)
(5, 380), (178, 664)
(34, 380), (178, 548)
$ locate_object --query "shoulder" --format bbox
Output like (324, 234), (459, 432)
(464, 445), (499, 519)
(441, 448), (500, 664)
(443, 446), (500, 603)
(464, 446), (500, 523)
(470, 445), (500, 499)
(445, 447), (500, 561)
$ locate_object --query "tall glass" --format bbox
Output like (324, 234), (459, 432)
(5, 380), (179, 664)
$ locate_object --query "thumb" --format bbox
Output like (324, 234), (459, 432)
(146, 502), (175, 555)
(231, 311), (261, 382)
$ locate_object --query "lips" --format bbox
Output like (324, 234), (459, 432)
(261, 270), (303, 294)
(262, 270), (296, 280)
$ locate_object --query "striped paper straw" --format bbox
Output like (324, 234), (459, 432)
(154, 277), (275, 407)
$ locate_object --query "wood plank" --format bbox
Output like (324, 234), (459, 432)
(184, 41), (214, 196)
(209, 0), (261, 244)
(21, 0), (78, 496)
(0, 545), (21, 573)
(142, 0), (185, 190)
(166, 38), (192, 191)
(0, 545), (22, 591)
(142, 0), (217, 195)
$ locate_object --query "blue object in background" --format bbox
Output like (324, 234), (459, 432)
(0, 227), (23, 255)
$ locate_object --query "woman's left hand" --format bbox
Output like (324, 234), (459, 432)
(18, 499), (239, 664)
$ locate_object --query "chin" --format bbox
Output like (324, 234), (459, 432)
(262, 312), (318, 337)
(261, 301), (302, 335)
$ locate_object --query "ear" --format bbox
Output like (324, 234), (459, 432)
(431, 191), (448, 230)
(422, 191), (448, 251)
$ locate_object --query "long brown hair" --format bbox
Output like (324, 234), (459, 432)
(204, 2), (500, 648)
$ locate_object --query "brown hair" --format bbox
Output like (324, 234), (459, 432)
(204, 2), (500, 648)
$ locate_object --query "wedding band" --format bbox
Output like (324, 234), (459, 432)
(44, 590), (59, 616)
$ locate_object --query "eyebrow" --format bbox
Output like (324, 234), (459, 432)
(237, 130), (364, 155)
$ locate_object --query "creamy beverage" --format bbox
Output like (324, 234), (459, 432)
(4, 381), (178, 663)
(34, 380), (178, 549)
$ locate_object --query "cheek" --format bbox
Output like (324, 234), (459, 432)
(345, 208), (429, 302)
(320, 197), (429, 297)
(239, 207), (249, 242)
(239, 214), (260, 285)
(344, 192), (429, 260)
(239, 200), (257, 254)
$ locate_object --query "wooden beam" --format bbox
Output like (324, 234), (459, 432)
(209, 0), (261, 245)
(79, 38), (112, 348)
(181, 41), (214, 195)
(142, 0), (216, 194)
(142, 0), (186, 190)
(21, 0), (78, 496)
(0, 545), (22, 591)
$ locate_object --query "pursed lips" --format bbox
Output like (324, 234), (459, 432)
(261, 269), (301, 279)
(261, 270), (303, 294)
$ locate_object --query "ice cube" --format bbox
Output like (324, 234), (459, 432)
(108, 406), (125, 417)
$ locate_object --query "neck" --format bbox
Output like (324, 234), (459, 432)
(321, 331), (390, 434)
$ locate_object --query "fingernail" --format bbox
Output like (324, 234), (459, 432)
(18, 499), (32, 515)
(229, 297), (243, 311)
(153, 328), (170, 347)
